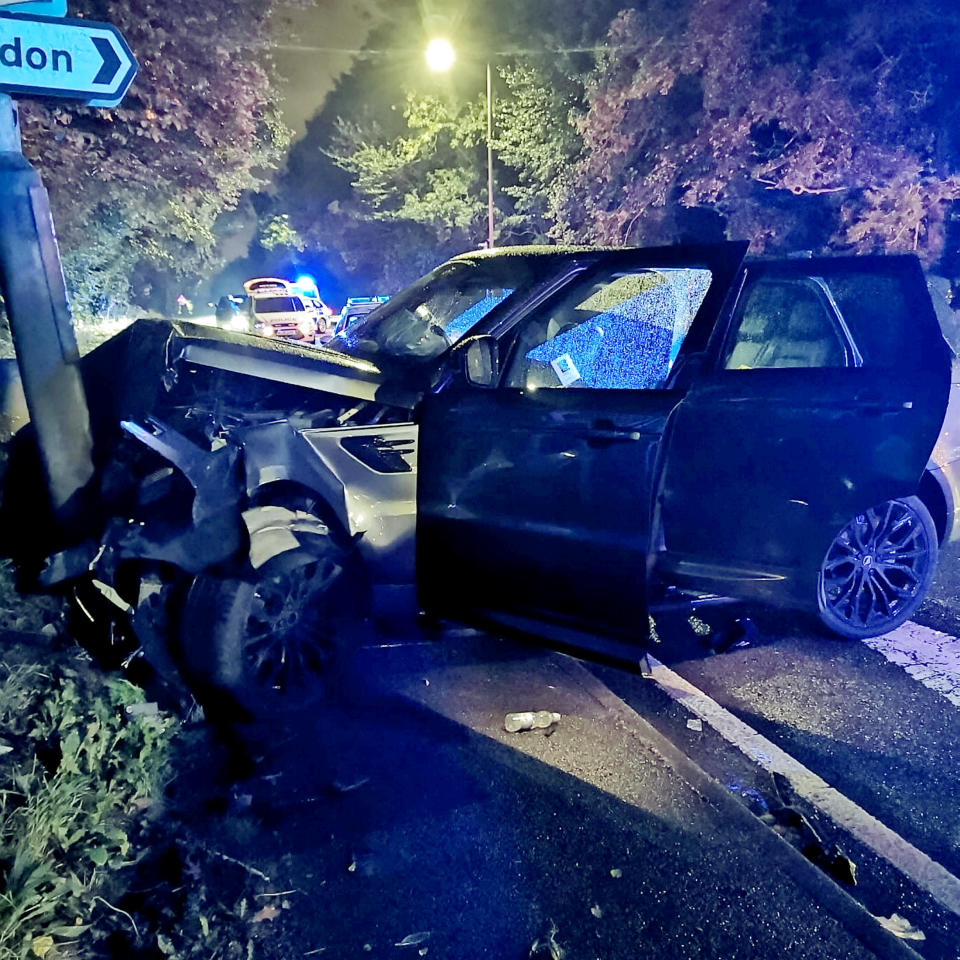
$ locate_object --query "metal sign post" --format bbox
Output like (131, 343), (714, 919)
(0, 92), (94, 518)
(0, 11), (135, 520)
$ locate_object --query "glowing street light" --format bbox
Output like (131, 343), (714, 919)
(425, 37), (455, 73)
(426, 39), (495, 249)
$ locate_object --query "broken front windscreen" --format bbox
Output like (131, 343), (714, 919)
(324, 258), (539, 362)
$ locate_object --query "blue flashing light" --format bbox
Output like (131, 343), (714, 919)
(293, 274), (320, 298)
(346, 295), (390, 307)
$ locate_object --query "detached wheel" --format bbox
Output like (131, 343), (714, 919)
(817, 496), (937, 640)
(180, 537), (364, 718)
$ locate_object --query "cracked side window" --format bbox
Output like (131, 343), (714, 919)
(505, 267), (712, 390)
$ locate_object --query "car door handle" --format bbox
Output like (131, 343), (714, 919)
(837, 397), (908, 416)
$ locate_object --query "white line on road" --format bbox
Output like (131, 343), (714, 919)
(611, 654), (960, 920)
(863, 622), (960, 707)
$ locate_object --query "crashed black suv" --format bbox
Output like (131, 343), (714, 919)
(9, 242), (954, 714)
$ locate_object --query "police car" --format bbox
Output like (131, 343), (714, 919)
(333, 295), (391, 337)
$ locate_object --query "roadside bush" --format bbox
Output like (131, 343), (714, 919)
(0, 654), (176, 959)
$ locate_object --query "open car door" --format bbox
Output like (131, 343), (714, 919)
(416, 243), (747, 661)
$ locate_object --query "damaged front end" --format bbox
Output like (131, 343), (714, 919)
(9, 318), (421, 714)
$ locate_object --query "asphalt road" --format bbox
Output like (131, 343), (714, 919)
(162, 605), (960, 960)
(148, 537), (960, 960)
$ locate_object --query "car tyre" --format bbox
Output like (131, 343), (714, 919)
(179, 536), (365, 719)
(817, 496), (938, 640)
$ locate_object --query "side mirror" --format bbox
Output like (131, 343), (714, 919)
(462, 334), (499, 387)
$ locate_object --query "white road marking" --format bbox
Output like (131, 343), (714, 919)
(863, 622), (960, 707)
(622, 653), (960, 919)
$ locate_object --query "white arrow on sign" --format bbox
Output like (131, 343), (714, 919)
(0, 12), (137, 108)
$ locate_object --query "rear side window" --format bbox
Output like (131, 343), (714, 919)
(723, 279), (846, 370)
(824, 272), (913, 365)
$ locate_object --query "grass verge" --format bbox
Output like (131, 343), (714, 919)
(0, 646), (176, 960)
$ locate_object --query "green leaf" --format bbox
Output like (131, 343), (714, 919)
(88, 846), (109, 867)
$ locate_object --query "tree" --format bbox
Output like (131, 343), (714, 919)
(16, 0), (309, 316)
(313, 60), (581, 290)
(553, 0), (960, 269)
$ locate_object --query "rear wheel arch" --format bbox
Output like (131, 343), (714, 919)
(917, 467), (950, 545)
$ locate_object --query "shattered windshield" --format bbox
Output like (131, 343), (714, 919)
(325, 258), (536, 362)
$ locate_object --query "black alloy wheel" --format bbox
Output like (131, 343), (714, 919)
(817, 496), (937, 640)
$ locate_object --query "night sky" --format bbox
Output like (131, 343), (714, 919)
(269, 0), (384, 143)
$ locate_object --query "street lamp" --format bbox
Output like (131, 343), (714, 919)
(426, 40), (495, 249)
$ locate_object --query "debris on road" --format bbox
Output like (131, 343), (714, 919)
(504, 710), (562, 733)
(764, 803), (858, 886)
(686, 718), (703, 732)
(708, 617), (759, 654)
(609, 868), (623, 878)
(529, 918), (565, 959)
(590, 904), (603, 918)
(125, 701), (160, 717)
(874, 913), (926, 940)
(395, 931), (431, 947)
(250, 904), (280, 923)
(332, 775), (370, 793)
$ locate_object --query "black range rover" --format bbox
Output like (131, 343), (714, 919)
(12, 242), (954, 714)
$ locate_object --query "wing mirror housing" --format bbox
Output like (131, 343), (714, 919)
(462, 334), (499, 387)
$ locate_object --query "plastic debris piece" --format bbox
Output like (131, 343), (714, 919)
(875, 913), (926, 941)
(250, 905), (279, 923)
(590, 904), (603, 919)
(0, 741), (12, 756)
(332, 776), (370, 793)
(395, 932), (431, 947)
(31, 936), (54, 958)
(125, 702), (160, 717)
(826, 852), (857, 886)
(505, 710), (561, 733)
(419, 950), (428, 957)
(740, 788), (769, 817)
(708, 617), (759, 654)
(529, 919), (565, 959)
(686, 718), (703, 732)
(40, 623), (57, 638)
(610, 868), (622, 878)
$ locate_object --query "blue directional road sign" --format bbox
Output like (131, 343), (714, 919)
(0, 13), (136, 108)
(0, 1), (67, 18)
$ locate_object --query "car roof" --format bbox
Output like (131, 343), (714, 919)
(452, 243), (916, 268)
